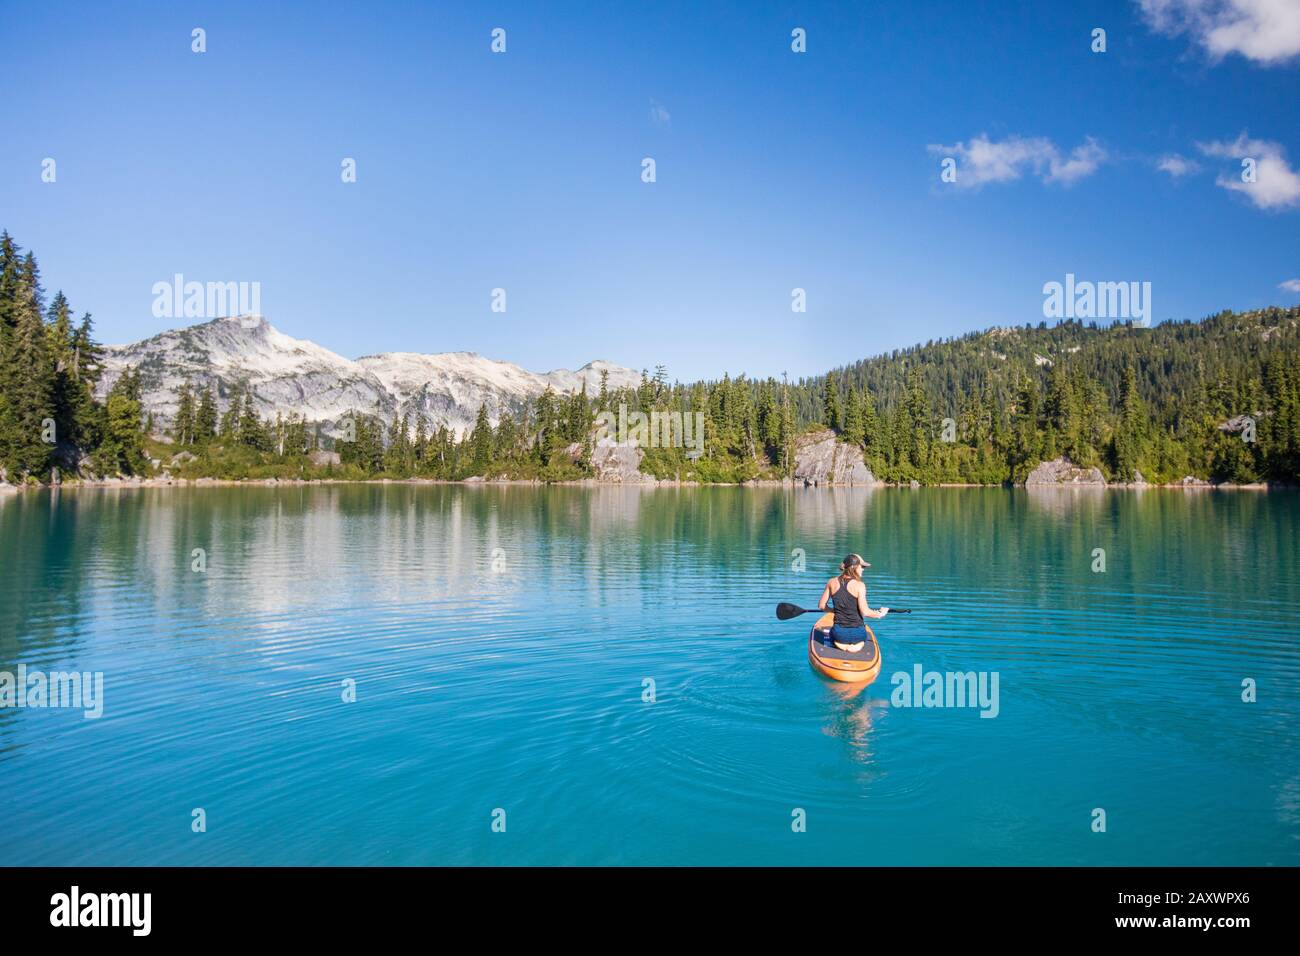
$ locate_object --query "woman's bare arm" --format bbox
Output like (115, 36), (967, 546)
(817, 578), (835, 611)
(857, 583), (888, 619)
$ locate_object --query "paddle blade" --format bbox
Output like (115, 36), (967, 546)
(775, 602), (810, 620)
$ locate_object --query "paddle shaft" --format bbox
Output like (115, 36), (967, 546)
(776, 601), (910, 619)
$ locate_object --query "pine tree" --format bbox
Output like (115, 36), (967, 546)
(0, 270), (55, 479)
(902, 367), (932, 472)
(94, 367), (147, 475)
(219, 382), (242, 440)
(43, 291), (81, 462)
(283, 414), (308, 457)
(0, 232), (21, 337)
(757, 380), (780, 458)
(1009, 371), (1040, 479)
(239, 395), (268, 451)
(651, 365), (668, 402)
(195, 385), (218, 443)
(383, 414), (413, 472)
(823, 370), (842, 432)
(1043, 362), (1078, 462)
(861, 389), (883, 466)
(495, 410), (518, 464)
(1110, 364), (1148, 481)
(565, 383), (593, 444)
(780, 373), (795, 476)
(534, 387), (559, 462)
(19, 251), (43, 315)
(175, 381), (196, 446)
(64, 312), (104, 454)
(414, 416), (429, 470)
(468, 403), (493, 474)
(842, 388), (864, 445)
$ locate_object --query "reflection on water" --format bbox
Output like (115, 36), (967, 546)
(0, 484), (1297, 865)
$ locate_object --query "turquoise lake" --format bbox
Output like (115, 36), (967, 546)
(1, 485), (1297, 866)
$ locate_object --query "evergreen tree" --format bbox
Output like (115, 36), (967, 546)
(44, 291), (81, 458)
(0, 270), (54, 479)
(780, 373), (795, 476)
(0, 232), (21, 336)
(757, 380), (780, 458)
(66, 312), (104, 452)
(860, 389), (883, 468)
(494, 409), (518, 464)
(468, 403), (493, 474)
(194, 385), (218, 443)
(823, 370), (842, 432)
(94, 367), (147, 475)
(238, 394), (268, 451)
(842, 387), (864, 445)
(219, 382), (242, 440)
(1110, 364), (1148, 480)
(1009, 371), (1040, 479)
(174, 381), (196, 446)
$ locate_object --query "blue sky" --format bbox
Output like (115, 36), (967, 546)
(1, 0), (1297, 381)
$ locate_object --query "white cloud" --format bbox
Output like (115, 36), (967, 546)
(1280, 278), (1300, 292)
(1047, 139), (1108, 183)
(927, 134), (1107, 189)
(1197, 133), (1300, 209)
(1157, 153), (1202, 177)
(649, 99), (670, 128)
(1139, 0), (1300, 65)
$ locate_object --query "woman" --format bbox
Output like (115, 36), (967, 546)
(817, 553), (888, 651)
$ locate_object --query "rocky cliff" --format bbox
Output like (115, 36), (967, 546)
(792, 430), (878, 486)
(1024, 457), (1107, 486)
(589, 439), (657, 484)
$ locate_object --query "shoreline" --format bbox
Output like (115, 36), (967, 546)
(1, 476), (1288, 494)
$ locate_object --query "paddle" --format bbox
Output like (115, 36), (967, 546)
(775, 602), (910, 620)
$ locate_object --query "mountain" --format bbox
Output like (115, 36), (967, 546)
(97, 315), (641, 436)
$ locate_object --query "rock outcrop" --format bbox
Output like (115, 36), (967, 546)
(793, 430), (877, 486)
(1024, 457), (1106, 486)
(1218, 414), (1257, 435)
(590, 438), (655, 483)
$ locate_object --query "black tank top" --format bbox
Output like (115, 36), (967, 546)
(831, 577), (865, 628)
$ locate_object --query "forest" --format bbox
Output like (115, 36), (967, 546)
(2, 229), (1297, 487)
